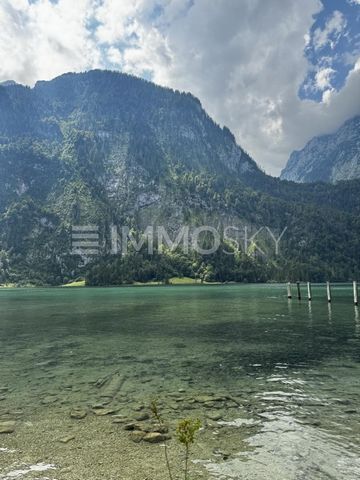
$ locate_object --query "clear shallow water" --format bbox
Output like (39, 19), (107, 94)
(0, 284), (359, 479)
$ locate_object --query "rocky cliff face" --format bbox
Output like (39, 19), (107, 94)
(281, 116), (360, 183)
(0, 70), (260, 221)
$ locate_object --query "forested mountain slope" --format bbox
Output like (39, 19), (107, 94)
(0, 70), (359, 285)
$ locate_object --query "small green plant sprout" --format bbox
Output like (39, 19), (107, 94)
(150, 399), (161, 423)
(176, 418), (201, 480)
(150, 399), (174, 480)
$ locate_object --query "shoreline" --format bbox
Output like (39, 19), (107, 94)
(0, 280), (281, 289)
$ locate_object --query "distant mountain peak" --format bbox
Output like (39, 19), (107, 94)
(0, 80), (19, 87)
(281, 115), (360, 183)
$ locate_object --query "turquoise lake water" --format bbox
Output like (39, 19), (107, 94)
(0, 284), (359, 479)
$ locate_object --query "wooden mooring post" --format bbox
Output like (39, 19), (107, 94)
(326, 281), (332, 303)
(353, 281), (358, 306)
(307, 282), (312, 301)
(286, 281), (357, 304)
(296, 281), (301, 300)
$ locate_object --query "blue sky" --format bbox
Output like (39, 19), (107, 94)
(0, 0), (359, 175)
(300, 0), (360, 101)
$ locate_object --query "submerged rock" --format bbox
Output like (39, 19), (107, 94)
(70, 409), (87, 420)
(124, 422), (143, 431)
(125, 420), (171, 443)
(143, 432), (168, 443)
(207, 412), (223, 421)
(130, 430), (146, 443)
(135, 412), (150, 421)
(93, 408), (116, 416)
(194, 395), (216, 403)
(112, 415), (128, 424)
(151, 424), (169, 434)
(213, 448), (231, 460)
(59, 435), (75, 444)
(41, 396), (58, 405)
(113, 418), (127, 424)
(0, 421), (15, 434)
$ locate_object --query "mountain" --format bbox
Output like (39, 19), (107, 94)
(0, 70), (259, 214)
(0, 80), (18, 87)
(281, 116), (360, 183)
(0, 70), (359, 285)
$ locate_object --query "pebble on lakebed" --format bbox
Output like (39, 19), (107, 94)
(0, 421), (15, 434)
(124, 422), (171, 443)
(59, 435), (75, 444)
(143, 432), (168, 443)
(135, 412), (150, 421)
(70, 409), (87, 420)
(92, 408), (116, 416)
(206, 412), (223, 421)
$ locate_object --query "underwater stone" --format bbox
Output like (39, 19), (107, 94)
(41, 396), (58, 405)
(135, 412), (150, 421)
(112, 418), (127, 424)
(207, 412), (223, 421)
(151, 424), (169, 434)
(143, 432), (168, 443)
(70, 409), (87, 420)
(194, 395), (215, 403)
(0, 421), (15, 434)
(130, 430), (145, 443)
(213, 448), (231, 460)
(124, 423), (142, 431)
(92, 408), (116, 416)
(59, 435), (75, 443)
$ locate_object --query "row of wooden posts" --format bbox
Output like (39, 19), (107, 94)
(287, 281), (358, 306)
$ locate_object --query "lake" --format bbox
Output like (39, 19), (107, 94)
(0, 284), (359, 479)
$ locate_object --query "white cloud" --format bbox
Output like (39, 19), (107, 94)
(313, 10), (347, 50)
(94, 0), (138, 44)
(0, 0), (359, 176)
(121, 22), (173, 76)
(106, 46), (123, 64)
(315, 67), (335, 90)
(0, 0), (102, 86)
